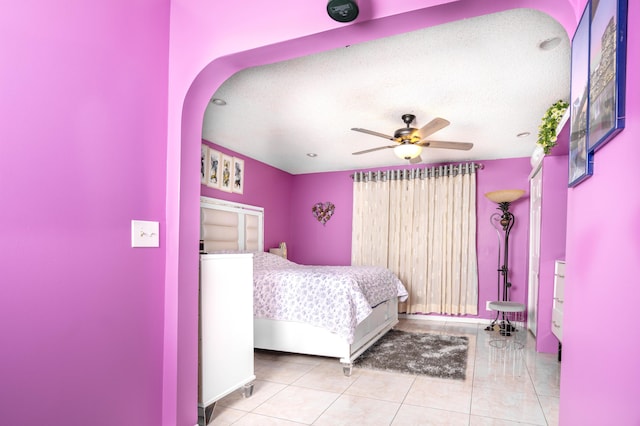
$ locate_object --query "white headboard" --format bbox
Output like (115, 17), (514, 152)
(200, 197), (264, 253)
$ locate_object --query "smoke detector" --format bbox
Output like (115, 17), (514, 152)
(327, 0), (359, 23)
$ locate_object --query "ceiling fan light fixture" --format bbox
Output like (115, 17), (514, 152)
(394, 143), (422, 160)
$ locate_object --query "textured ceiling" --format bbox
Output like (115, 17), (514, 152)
(202, 8), (570, 175)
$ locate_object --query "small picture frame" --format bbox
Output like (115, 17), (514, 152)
(220, 154), (233, 192)
(207, 148), (222, 189)
(232, 157), (244, 194)
(568, 2), (593, 187)
(587, 0), (627, 152)
(201, 144), (209, 185)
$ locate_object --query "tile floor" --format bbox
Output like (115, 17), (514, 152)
(211, 318), (560, 425)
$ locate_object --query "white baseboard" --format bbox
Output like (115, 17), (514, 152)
(399, 313), (493, 325)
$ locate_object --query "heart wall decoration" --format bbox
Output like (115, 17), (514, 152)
(312, 202), (335, 226)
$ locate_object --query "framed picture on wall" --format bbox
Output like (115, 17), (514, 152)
(207, 148), (222, 189)
(568, 2), (593, 187)
(587, 0), (627, 152)
(201, 144), (208, 185)
(232, 157), (244, 194)
(220, 154), (233, 192)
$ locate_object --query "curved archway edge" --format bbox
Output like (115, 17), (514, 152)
(167, 1), (581, 424)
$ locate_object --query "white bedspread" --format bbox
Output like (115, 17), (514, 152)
(253, 252), (408, 343)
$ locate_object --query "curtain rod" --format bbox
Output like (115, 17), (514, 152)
(350, 162), (483, 181)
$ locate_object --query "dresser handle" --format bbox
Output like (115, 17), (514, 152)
(552, 321), (561, 328)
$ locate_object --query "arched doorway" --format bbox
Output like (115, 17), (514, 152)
(168, 1), (578, 423)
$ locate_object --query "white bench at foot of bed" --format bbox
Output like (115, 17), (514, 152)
(254, 297), (399, 376)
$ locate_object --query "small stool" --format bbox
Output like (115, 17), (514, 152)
(487, 301), (526, 350)
(485, 302), (526, 376)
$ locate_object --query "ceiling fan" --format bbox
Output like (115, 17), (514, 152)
(351, 114), (473, 164)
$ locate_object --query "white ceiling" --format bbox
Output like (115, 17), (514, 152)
(202, 8), (570, 175)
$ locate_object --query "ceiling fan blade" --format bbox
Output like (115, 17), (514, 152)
(409, 155), (423, 164)
(419, 140), (474, 150)
(352, 145), (396, 155)
(351, 128), (395, 140)
(416, 117), (450, 139)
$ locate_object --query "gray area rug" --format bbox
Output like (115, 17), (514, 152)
(353, 330), (469, 380)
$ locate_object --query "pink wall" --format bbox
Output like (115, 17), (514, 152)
(560, 0), (640, 423)
(289, 171), (355, 265)
(0, 1), (170, 425)
(8, 0), (637, 425)
(201, 140), (294, 250)
(476, 158), (533, 309)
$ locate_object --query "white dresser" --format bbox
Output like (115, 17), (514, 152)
(199, 253), (255, 424)
(551, 260), (565, 343)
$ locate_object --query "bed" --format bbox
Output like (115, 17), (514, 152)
(200, 196), (408, 375)
(252, 251), (407, 374)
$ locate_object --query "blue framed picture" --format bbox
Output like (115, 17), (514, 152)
(587, 0), (627, 152)
(569, 2), (593, 187)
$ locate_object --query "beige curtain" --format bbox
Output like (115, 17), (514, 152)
(351, 171), (390, 266)
(352, 164), (478, 315)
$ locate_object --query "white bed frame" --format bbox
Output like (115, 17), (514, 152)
(200, 196), (399, 375)
(254, 298), (399, 375)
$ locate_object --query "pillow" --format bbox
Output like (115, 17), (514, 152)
(253, 251), (298, 270)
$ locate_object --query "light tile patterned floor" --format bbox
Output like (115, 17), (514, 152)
(211, 318), (560, 425)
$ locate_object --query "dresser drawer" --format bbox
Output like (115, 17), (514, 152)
(553, 261), (565, 310)
(551, 307), (563, 342)
(553, 282), (564, 310)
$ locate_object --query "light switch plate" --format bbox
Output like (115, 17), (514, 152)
(131, 220), (159, 247)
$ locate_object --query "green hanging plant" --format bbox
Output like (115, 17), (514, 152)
(537, 100), (569, 154)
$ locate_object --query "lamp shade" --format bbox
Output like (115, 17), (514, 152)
(394, 143), (422, 160)
(485, 189), (525, 203)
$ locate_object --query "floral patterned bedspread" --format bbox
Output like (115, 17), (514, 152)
(253, 252), (408, 343)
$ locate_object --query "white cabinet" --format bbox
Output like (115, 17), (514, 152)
(199, 253), (255, 424)
(551, 260), (565, 342)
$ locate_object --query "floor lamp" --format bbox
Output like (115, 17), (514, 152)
(484, 189), (525, 333)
